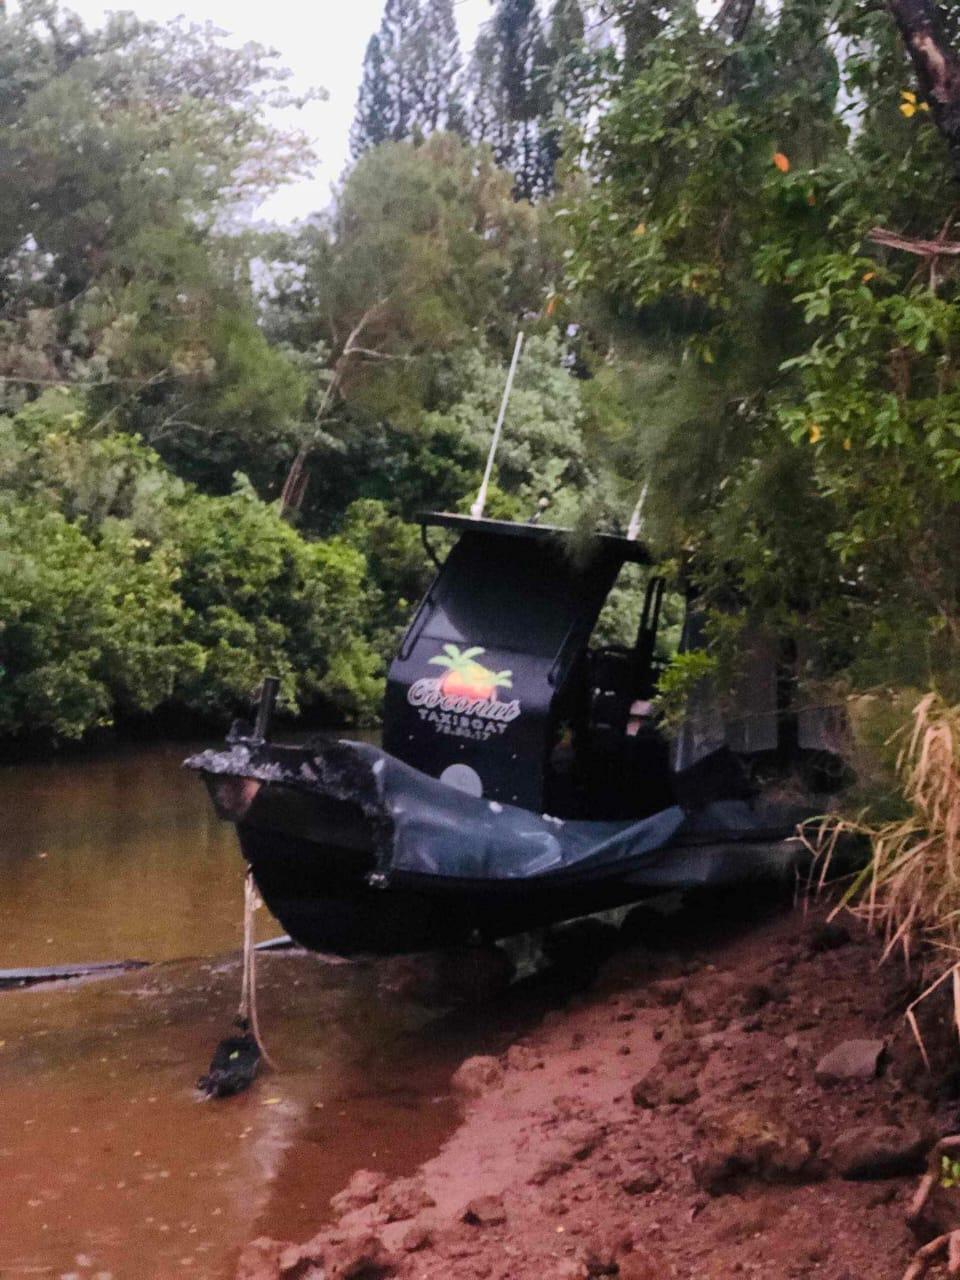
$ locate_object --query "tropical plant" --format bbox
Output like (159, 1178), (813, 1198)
(811, 694), (960, 1054)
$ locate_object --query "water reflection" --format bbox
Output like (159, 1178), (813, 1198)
(0, 952), (465, 1279)
(0, 739), (536, 1280)
(0, 741), (276, 967)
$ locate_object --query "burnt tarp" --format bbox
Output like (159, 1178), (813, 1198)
(189, 738), (812, 888)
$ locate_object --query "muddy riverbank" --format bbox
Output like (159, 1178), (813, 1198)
(2, 744), (954, 1280)
(0, 945), (566, 1279)
(0, 739), (550, 1280)
(238, 900), (952, 1280)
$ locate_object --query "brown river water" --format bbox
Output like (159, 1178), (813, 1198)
(0, 742), (536, 1280)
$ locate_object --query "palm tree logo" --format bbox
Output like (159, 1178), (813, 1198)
(428, 645), (513, 701)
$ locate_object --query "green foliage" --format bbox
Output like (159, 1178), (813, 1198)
(654, 648), (719, 730)
(423, 332), (589, 510)
(351, 0), (463, 155)
(341, 499), (433, 655)
(0, 395), (383, 741)
(0, 498), (197, 740)
(568, 0), (960, 696)
(0, 1), (312, 489)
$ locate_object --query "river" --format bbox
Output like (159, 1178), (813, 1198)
(0, 741), (533, 1280)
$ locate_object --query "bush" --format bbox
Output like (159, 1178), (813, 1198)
(0, 395), (385, 742)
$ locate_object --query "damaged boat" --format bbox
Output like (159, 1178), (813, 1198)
(187, 512), (848, 957)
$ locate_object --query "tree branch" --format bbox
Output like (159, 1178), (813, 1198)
(348, 347), (413, 362)
(713, 0), (757, 42)
(868, 225), (960, 255)
(886, 0), (960, 179)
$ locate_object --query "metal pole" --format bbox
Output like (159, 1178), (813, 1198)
(471, 331), (524, 520)
(626, 482), (649, 542)
(253, 675), (280, 742)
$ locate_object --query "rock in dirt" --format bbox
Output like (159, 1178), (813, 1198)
(693, 1107), (820, 1194)
(617, 1251), (667, 1280)
(451, 1055), (504, 1096)
(563, 1120), (607, 1160)
(379, 1177), (435, 1222)
(461, 1194), (508, 1227)
(279, 1248), (321, 1280)
(237, 1237), (286, 1280)
(659, 1031), (708, 1072)
(680, 973), (736, 1023)
(828, 1124), (931, 1180)
(814, 1039), (885, 1085)
(400, 1225), (432, 1253)
(631, 1064), (699, 1108)
(330, 1169), (390, 1217)
(807, 920), (851, 953)
(324, 1234), (397, 1279)
(621, 1168), (662, 1195)
(528, 1145), (574, 1185)
(649, 977), (685, 1007)
(739, 982), (780, 1014)
(506, 1043), (543, 1071)
(579, 1241), (619, 1275)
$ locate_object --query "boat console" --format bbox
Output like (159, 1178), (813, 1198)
(383, 513), (671, 819)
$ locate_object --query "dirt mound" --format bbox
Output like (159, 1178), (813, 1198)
(238, 904), (952, 1279)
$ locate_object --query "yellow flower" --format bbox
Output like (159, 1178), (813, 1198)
(901, 90), (917, 104)
(633, 222), (647, 237)
(900, 102), (918, 119)
(843, 438), (852, 451)
(862, 270), (876, 283)
(773, 152), (790, 173)
(808, 423), (823, 444)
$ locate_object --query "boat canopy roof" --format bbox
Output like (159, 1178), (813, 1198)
(419, 512), (653, 566)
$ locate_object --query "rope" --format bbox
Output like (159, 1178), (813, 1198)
(239, 868), (278, 1072)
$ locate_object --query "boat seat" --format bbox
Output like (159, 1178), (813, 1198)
(588, 645), (636, 739)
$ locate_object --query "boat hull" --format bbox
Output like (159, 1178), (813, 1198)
(236, 821), (721, 956)
(191, 742), (812, 956)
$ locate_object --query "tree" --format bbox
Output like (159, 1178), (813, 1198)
(565, 0), (960, 696)
(351, 34), (392, 156)
(417, 0), (464, 133)
(0, 392), (385, 742)
(537, 0), (592, 191)
(885, 0), (960, 176)
(266, 134), (561, 515)
(467, 0), (551, 198)
(351, 0), (464, 155)
(0, 1), (313, 490)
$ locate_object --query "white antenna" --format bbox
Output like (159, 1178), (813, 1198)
(471, 331), (524, 520)
(626, 481), (649, 542)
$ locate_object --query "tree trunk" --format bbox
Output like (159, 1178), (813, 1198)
(279, 446), (310, 516)
(714, 0), (757, 42)
(887, 0), (960, 179)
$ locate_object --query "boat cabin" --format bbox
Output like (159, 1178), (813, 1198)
(382, 513), (671, 819)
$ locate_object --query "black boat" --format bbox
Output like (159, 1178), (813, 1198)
(187, 513), (844, 957)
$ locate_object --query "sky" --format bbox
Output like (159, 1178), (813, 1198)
(58, 0), (493, 224)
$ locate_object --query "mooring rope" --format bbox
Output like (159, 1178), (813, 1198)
(239, 868), (278, 1071)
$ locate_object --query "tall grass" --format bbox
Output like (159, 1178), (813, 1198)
(810, 693), (960, 1063)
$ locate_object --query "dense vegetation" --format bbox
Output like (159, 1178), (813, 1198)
(3, 0), (960, 751)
